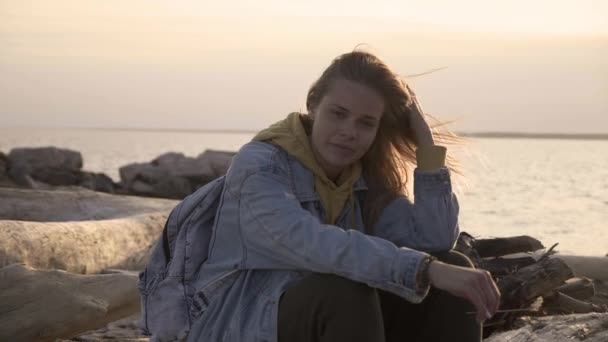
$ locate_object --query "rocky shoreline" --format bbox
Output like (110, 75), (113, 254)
(1, 146), (607, 341)
(0, 146), (234, 199)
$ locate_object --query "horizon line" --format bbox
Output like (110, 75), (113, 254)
(1, 126), (607, 140)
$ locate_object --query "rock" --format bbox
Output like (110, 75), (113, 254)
(8, 146), (82, 175)
(0, 152), (16, 187)
(128, 178), (160, 195)
(11, 173), (55, 189)
(197, 149), (233, 178)
(160, 154), (213, 180)
(32, 167), (117, 193)
(484, 313), (608, 342)
(0, 151), (8, 174)
(130, 176), (193, 199)
(0, 264), (140, 342)
(79, 171), (116, 193)
(152, 152), (188, 168)
(5, 147), (116, 192)
(119, 149), (234, 199)
(121, 162), (169, 186)
(0, 188), (178, 273)
(30, 166), (83, 186)
(149, 151), (213, 181)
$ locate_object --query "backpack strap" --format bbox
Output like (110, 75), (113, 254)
(161, 203), (183, 261)
(162, 175), (227, 261)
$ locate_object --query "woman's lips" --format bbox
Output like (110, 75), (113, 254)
(330, 143), (355, 153)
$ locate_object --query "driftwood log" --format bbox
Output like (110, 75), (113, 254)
(473, 235), (545, 258)
(455, 232), (545, 266)
(555, 277), (596, 300)
(497, 257), (574, 309)
(484, 313), (608, 342)
(0, 214), (168, 273)
(0, 184), (605, 342)
(543, 292), (606, 314)
(0, 187), (177, 222)
(0, 188), (177, 273)
(0, 264), (140, 342)
(54, 314), (147, 342)
(482, 255), (537, 276)
(455, 233), (608, 337)
(552, 255), (608, 282)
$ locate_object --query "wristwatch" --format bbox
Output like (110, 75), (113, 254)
(417, 255), (437, 290)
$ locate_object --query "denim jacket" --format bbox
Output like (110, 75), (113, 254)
(185, 141), (459, 342)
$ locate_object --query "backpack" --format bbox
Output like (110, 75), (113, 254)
(137, 175), (226, 341)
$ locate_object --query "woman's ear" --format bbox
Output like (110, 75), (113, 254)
(301, 112), (314, 135)
(308, 110), (316, 120)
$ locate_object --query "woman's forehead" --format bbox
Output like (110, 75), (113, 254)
(324, 79), (384, 118)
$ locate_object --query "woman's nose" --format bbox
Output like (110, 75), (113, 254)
(338, 121), (358, 140)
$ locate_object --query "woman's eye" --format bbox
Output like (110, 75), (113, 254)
(360, 121), (375, 128)
(332, 110), (346, 118)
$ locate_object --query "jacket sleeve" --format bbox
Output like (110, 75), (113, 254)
(227, 151), (431, 303)
(373, 167), (460, 253)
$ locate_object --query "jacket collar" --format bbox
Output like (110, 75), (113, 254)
(286, 153), (368, 202)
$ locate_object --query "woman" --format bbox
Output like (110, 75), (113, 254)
(186, 50), (501, 342)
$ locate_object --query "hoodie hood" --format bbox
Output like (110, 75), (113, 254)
(252, 112), (361, 225)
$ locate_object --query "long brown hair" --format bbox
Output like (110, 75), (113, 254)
(306, 49), (462, 233)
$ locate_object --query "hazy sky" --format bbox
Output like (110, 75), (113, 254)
(1, 0), (607, 133)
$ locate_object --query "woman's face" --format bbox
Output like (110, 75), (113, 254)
(309, 78), (385, 180)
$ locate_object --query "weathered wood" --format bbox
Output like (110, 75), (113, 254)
(455, 233), (544, 269)
(55, 314), (147, 342)
(554, 277), (596, 300)
(553, 255), (608, 282)
(454, 232), (483, 267)
(543, 292), (607, 314)
(0, 187), (177, 222)
(0, 188), (177, 273)
(0, 264), (140, 342)
(497, 257), (574, 309)
(484, 313), (608, 342)
(474, 235), (545, 258)
(0, 213), (167, 273)
(482, 256), (537, 276)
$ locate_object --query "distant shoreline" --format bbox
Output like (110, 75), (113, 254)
(459, 132), (608, 141)
(2, 126), (608, 141)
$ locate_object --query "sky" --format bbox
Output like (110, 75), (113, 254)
(1, 0), (607, 133)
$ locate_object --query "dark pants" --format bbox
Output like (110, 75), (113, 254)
(278, 250), (482, 342)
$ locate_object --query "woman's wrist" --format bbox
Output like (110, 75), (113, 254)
(427, 259), (445, 287)
(415, 145), (447, 171)
(417, 255), (438, 289)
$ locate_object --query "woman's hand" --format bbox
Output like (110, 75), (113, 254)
(405, 84), (434, 148)
(428, 260), (502, 323)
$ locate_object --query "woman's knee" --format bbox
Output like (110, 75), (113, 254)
(279, 274), (385, 341)
(298, 273), (378, 307)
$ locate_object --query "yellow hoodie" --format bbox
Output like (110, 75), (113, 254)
(252, 112), (361, 225)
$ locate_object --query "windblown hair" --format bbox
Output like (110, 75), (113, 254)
(305, 49), (462, 233)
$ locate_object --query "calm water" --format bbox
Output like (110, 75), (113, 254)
(1, 128), (607, 256)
